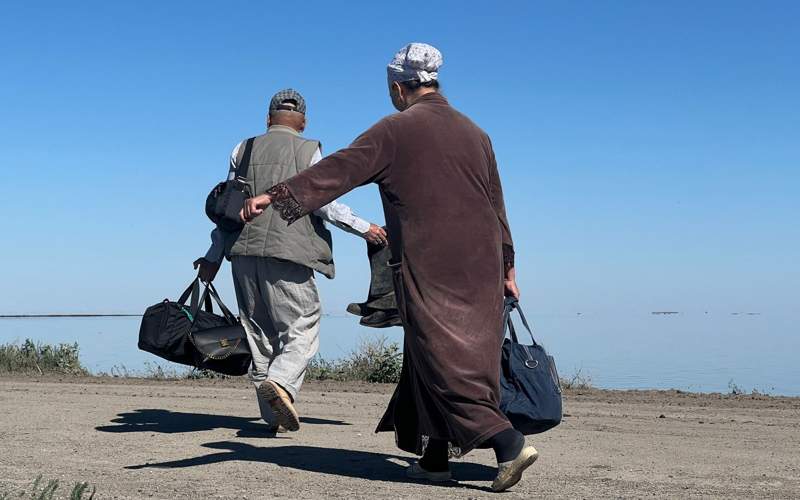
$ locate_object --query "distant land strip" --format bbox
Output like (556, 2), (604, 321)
(649, 311), (762, 316)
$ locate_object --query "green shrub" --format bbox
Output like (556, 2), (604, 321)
(307, 335), (402, 384)
(0, 340), (88, 375)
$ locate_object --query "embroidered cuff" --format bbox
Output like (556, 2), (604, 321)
(502, 244), (515, 276)
(266, 183), (305, 224)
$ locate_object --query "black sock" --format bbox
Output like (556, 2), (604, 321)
(419, 438), (450, 472)
(487, 428), (525, 463)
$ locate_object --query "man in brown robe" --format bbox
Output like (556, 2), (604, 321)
(241, 43), (538, 492)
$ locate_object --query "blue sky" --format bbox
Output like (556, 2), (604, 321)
(0, 1), (797, 316)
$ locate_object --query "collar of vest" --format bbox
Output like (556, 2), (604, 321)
(267, 125), (302, 137)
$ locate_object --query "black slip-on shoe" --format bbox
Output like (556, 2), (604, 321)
(359, 310), (402, 328)
(346, 302), (369, 316)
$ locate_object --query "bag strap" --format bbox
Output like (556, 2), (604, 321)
(177, 278), (214, 315)
(177, 280), (197, 306)
(503, 297), (538, 346)
(206, 282), (237, 321)
(195, 281), (214, 315)
(187, 282), (237, 326)
(235, 137), (256, 179)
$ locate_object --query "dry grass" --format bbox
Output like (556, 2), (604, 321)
(559, 368), (594, 390)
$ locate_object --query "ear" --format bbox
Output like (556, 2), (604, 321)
(298, 116), (307, 132)
(392, 81), (403, 100)
(267, 115), (273, 127)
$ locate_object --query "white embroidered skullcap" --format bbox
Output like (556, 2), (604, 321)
(387, 43), (443, 83)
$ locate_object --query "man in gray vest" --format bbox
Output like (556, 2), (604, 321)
(194, 89), (387, 432)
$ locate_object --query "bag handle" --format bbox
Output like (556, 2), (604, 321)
(186, 281), (237, 326)
(503, 297), (538, 346)
(205, 282), (237, 322)
(234, 137), (256, 180)
(177, 278), (214, 315)
(177, 281), (194, 305)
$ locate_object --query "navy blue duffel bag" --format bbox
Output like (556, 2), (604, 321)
(499, 297), (563, 434)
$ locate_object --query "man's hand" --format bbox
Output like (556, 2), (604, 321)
(362, 224), (388, 246)
(193, 258), (221, 283)
(504, 266), (520, 299)
(240, 194), (273, 222)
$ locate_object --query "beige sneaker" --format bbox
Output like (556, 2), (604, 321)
(491, 445), (538, 492)
(405, 462), (452, 482)
(255, 387), (289, 433)
(257, 380), (300, 432)
(255, 386), (277, 426)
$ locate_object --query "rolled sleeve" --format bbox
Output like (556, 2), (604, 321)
(314, 201), (371, 235)
(348, 216), (371, 234)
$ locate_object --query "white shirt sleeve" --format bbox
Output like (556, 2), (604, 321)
(226, 141), (242, 180)
(203, 142), (243, 263)
(309, 147), (372, 235)
(308, 147), (323, 167)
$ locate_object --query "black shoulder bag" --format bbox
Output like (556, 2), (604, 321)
(499, 297), (563, 434)
(205, 137), (255, 232)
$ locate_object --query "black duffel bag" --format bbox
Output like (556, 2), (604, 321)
(205, 137), (255, 232)
(138, 278), (251, 376)
(499, 297), (563, 434)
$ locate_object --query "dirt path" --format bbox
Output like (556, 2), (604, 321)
(1, 377), (798, 499)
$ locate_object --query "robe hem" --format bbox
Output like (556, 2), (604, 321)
(375, 420), (513, 458)
(454, 420), (513, 457)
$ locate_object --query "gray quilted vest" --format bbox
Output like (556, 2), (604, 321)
(227, 126), (335, 279)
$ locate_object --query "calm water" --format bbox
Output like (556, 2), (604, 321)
(1, 312), (797, 396)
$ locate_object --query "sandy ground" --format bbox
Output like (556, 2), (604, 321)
(0, 376), (798, 499)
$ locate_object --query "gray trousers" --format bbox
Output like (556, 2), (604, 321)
(231, 256), (321, 399)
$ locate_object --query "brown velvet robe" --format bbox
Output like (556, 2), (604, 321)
(268, 93), (515, 456)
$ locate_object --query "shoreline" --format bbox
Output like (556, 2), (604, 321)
(2, 372), (798, 401)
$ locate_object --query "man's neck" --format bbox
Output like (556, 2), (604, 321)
(407, 89), (438, 107)
(268, 124), (302, 135)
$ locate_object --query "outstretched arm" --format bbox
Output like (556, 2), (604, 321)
(304, 147), (388, 245)
(241, 118), (395, 223)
